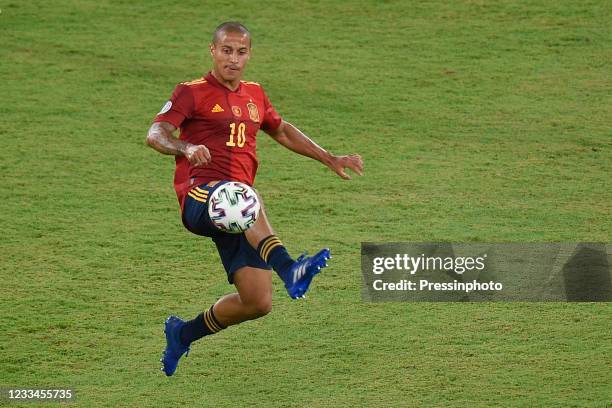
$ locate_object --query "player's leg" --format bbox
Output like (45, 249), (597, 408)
(242, 193), (275, 248)
(177, 266), (272, 344)
(184, 180), (331, 297)
(161, 267), (271, 376)
(209, 266), (273, 325)
(243, 197), (292, 276)
(161, 230), (274, 376)
(161, 182), (327, 376)
(244, 192), (331, 299)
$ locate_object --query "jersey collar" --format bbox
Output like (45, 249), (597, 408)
(205, 71), (242, 93)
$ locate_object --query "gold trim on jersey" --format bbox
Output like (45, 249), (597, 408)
(182, 78), (208, 86)
(240, 80), (260, 86)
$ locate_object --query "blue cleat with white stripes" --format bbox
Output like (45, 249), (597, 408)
(285, 248), (331, 299)
(160, 315), (190, 376)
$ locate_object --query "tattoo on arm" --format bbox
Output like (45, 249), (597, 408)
(146, 122), (190, 156)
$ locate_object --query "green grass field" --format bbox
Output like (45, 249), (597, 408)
(1, 1), (611, 406)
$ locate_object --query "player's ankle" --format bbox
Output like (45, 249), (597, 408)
(179, 307), (225, 345)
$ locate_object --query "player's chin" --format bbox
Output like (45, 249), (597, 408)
(224, 68), (242, 78)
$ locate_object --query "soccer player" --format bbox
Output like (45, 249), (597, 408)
(146, 22), (363, 376)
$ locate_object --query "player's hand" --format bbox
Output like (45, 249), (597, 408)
(184, 144), (211, 167)
(328, 154), (364, 180)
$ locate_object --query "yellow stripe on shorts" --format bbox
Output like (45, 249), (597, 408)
(187, 192), (207, 203)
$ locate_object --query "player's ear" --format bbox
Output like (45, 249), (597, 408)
(209, 43), (215, 56)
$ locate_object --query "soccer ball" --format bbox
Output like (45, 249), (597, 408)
(207, 182), (260, 233)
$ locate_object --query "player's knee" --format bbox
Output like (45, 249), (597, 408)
(246, 296), (272, 318)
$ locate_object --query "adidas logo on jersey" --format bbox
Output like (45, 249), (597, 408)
(211, 104), (224, 113)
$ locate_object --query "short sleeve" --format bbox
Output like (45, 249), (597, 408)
(260, 89), (282, 133)
(153, 84), (195, 129)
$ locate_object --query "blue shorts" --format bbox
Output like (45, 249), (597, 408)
(181, 181), (271, 284)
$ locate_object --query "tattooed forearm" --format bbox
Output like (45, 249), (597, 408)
(146, 122), (190, 156)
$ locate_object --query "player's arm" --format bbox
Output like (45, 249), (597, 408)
(146, 121), (211, 167)
(265, 120), (363, 180)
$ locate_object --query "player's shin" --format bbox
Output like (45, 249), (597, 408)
(257, 235), (295, 283)
(243, 199), (295, 283)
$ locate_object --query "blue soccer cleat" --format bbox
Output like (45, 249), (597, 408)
(160, 315), (190, 376)
(285, 248), (331, 299)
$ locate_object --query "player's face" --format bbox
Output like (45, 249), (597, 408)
(210, 32), (251, 87)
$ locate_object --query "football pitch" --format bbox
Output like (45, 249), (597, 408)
(1, 1), (610, 406)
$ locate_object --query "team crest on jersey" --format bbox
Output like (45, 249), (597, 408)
(231, 106), (242, 117)
(158, 101), (172, 115)
(246, 102), (260, 122)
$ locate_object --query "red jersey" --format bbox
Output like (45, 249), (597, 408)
(154, 72), (282, 207)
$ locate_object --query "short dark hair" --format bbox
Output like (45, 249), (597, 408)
(212, 22), (251, 46)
